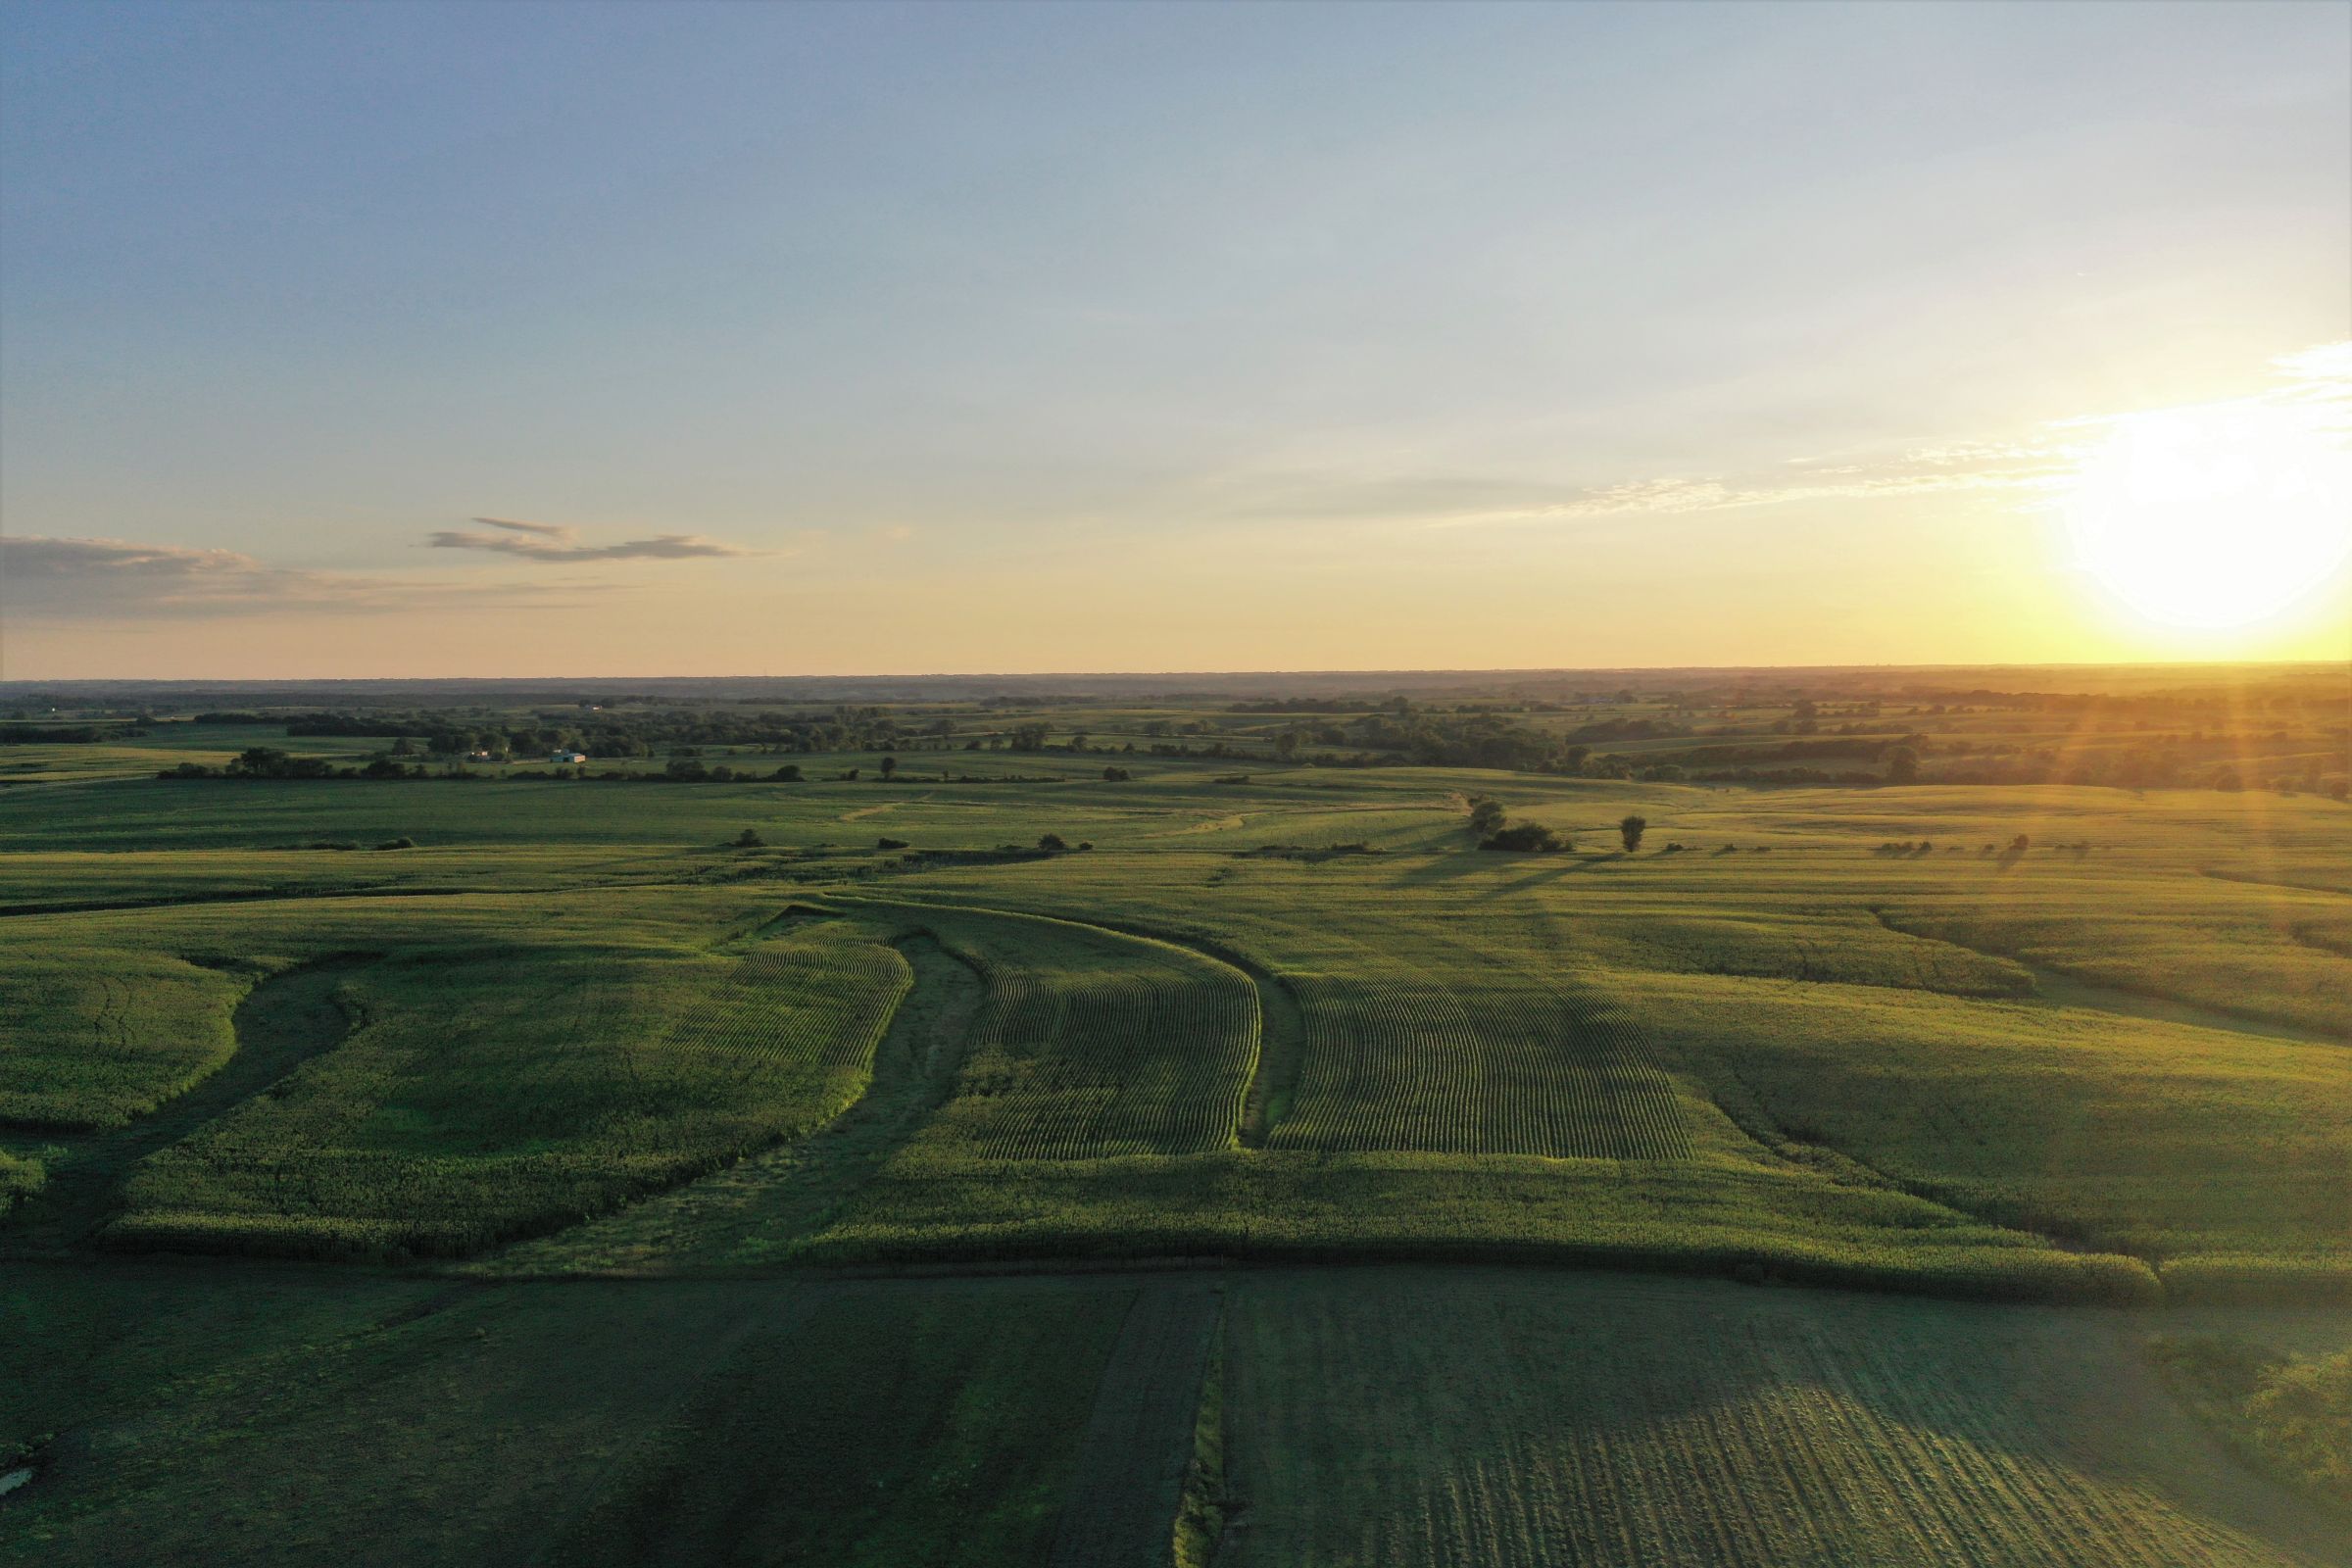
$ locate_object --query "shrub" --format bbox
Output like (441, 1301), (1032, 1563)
(1467, 799), (1506, 837)
(1037, 833), (1069, 853)
(1102, 766), (1131, 782)
(2243, 1348), (2352, 1492)
(733, 828), (765, 848)
(877, 837), (909, 851)
(374, 837), (416, 851)
(1481, 822), (1563, 853)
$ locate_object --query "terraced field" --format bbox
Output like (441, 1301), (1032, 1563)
(835, 899), (1261, 1159)
(1, 890), (923, 1258)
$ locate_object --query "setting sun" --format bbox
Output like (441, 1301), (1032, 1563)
(2064, 398), (2352, 632)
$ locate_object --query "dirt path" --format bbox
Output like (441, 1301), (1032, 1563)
(479, 931), (985, 1274)
(1047, 1285), (1223, 1568)
(5, 957), (367, 1251)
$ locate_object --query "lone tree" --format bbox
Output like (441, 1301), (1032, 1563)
(1883, 744), (1919, 785)
(1467, 798), (1506, 838)
(732, 827), (764, 848)
(879, 754), (898, 780)
(1038, 832), (1069, 853)
(1618, 813), (1648, 853)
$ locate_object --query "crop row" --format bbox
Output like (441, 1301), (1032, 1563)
(1269, 973), (1688, 1161)
(829, 901), (1264, 1162)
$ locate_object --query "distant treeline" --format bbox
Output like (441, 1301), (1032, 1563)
(0, 724), (138, 744)
(267, 706), (949, 758)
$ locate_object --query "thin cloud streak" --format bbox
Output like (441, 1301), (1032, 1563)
(1413, 339), (2352, 532)
(470, 515), (575, 538)
(2, 534), (607, 620)
(427, 524), (757, 562)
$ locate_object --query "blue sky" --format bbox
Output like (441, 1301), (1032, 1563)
(4, 1), (2346, 676)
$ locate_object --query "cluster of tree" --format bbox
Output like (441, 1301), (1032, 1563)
(159, 748), (814, 784)
(267, 704), (974, 759)
(1466, 797), (1573, 852)
(1235, 842), (1383, 860)
(1344, 710), (1577, 771)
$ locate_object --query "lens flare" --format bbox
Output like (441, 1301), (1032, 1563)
(2064, 401), (2352, 630)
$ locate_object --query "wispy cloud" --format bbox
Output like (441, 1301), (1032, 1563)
(469, 515), (576, 538)
(1403, 339), (2352, 532)
(5, 535), (269, 579)
(2, 534), (602, 620)
(426, 520), (756, 562)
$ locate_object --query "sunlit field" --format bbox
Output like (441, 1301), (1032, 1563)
(2, 673), (2346, 1564)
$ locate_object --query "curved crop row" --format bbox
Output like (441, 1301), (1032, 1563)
(1270, 962), (1689, 1161)
(838, 901), (1261, 1161)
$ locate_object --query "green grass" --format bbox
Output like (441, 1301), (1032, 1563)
(0, 947), (250, 1130)
(3, 892), (913, 1258)
(2152, 1335), (2352, 1507)
(9, 1264), (2338, 1567)
(1220, 1269), (2348, 1567)
(836, 898), (1260, 1158)
(546, 1284), (1133, 1567)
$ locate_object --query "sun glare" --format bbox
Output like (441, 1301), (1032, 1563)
(2064, 400), (2352, 631)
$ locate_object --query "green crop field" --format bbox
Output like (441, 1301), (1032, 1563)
(1, 674), (2345, 1564)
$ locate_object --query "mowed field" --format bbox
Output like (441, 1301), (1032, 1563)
(1, 1264), (2342, 1568)
(2, 737), (2347, 1563)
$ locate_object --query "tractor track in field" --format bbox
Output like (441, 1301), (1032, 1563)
(4, 956), (371, 1253)
(1046, 1283), (1223, 1568)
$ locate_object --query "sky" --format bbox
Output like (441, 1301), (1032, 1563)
(2, 0), (2348, 679)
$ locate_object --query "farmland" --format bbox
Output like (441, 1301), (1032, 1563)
(0, 669), (2346, 1563)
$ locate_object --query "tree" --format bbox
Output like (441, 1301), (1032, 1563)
(1480, 821), (1563, 853)
(1009, 723), (1050, 753)
(1038, 832), (1068, 853)
(1618, 813), (1647, 853)
(733, 827), (764, 848)
(879, 754), (898, 780)
(1102, 765), (1131, 781)
(1883, 744), (1920, 785)
(1467, 799), (1506, 837)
